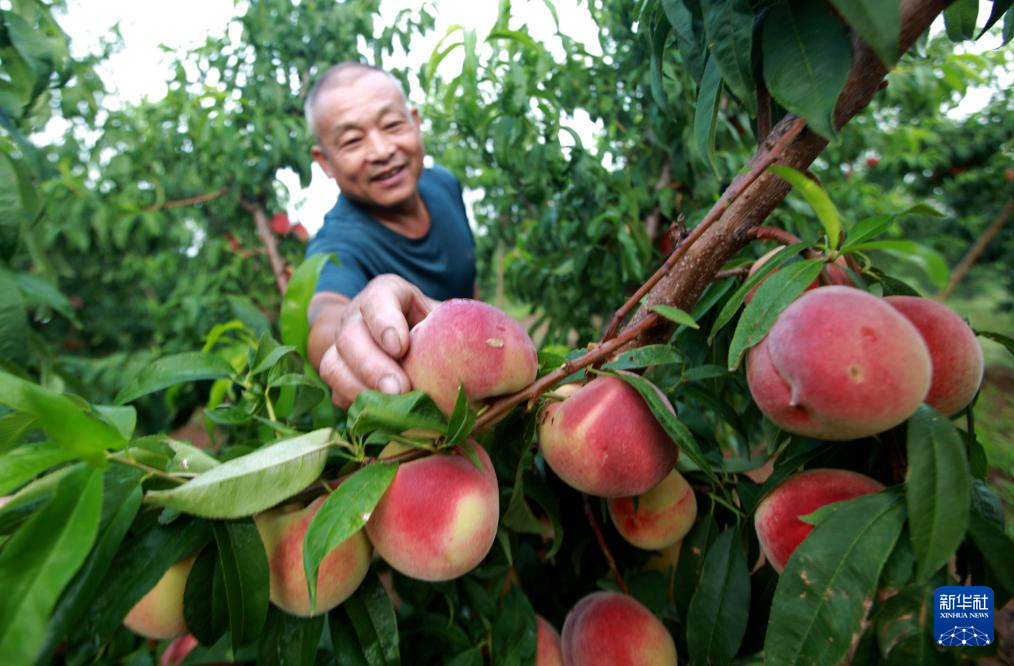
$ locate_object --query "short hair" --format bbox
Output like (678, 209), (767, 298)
(304, 62), (407, 143)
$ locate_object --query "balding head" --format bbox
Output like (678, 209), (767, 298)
(305, 63), (407, 143)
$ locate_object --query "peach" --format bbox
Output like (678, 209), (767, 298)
(561, 591), (678, 665)
(160, 634), (198, 666)
(254, 496), (371, 617)
(607, 470), (697, 550)
(538, 376), (678, 497)
(366, 440), (499, 581)
(754, 468), (884, 573)
(402, 299), (538, 415)
(123, 556), (196, 640)
(746, 286), (931, 440)
(536, 615), (564, 666)
(885, 296), (984, 416)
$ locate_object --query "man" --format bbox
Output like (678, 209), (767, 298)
(304, 62), (477, 408)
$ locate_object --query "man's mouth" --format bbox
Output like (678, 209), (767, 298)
(371, 165), (405, 182)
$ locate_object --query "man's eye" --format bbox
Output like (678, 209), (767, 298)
(385, 121), (404, 131)
(341, 137), (361, 148)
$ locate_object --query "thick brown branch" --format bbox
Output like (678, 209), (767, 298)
(242, 199), (290, 295)
(142, 186), (230, 212)
(937, 201), (1012, 301)
(627, 0), (948, 346)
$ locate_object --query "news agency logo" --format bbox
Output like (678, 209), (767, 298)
(934, 586), (994, 647)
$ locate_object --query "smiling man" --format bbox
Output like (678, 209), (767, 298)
(304, 63), (477, 408)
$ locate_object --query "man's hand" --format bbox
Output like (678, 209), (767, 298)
(307, 275), (437, 409)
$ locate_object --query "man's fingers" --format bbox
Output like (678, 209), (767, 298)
(318, 344), (370, 410)
(335, 315), (411, 396)
(359, 277), (433, 357)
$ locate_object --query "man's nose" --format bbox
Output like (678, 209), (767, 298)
(365, 130), (395, 161)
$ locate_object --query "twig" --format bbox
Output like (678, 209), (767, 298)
(714, 267), (750, 280)
(241, 198), (290, 295)
(937, 201), (1012, 301)
(141, 186), (230, 212)
(599, 117), (808, 343)
(108, 453), (187, 484)
(583, 494), (628, 595)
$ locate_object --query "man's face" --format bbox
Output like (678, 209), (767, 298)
(311, 72), (425, 211)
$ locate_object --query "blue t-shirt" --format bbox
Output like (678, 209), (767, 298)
(307, 166), (476, 300)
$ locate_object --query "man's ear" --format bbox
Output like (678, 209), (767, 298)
(311, 145), (335, 179)
(410, 107), (421, 128)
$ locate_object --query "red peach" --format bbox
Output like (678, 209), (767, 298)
(754, 468), (884, 573)
(561, 591), (678, 665)
(537, 376), (679, 497)
(746, 286), (931, 440)
(885, 296), (984, 416)
(254, 496), (371, 617)
(607, 470), (697, 550)
(402, 299), (538, 415)
(536, 615), (564, 666)
(366, 441), (499, 581)
(123, 556), (196, 640)
(160, 634), (198, 666)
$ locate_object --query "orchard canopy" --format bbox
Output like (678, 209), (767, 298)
(1, 0), (1013, 664)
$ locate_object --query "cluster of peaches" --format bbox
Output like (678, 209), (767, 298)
(125, 278), (983, 664)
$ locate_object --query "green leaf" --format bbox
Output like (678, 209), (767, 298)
(709, 242), (811, 343)
(601, 344), (681, 371)
(0, 441), (74, 495)
(213, 520), (269, 651)
(491, 587), (537, 666)
(693, 55), (723, 174)
(876, 584), (951, 665)
(0, 371), (127, 463)
(0, 271), (29, 362)
(967, 504), (1014, 602)
(701, 0), (756, 115)
(0, 466), (102, 664)
(905, 406), (971, 581)
(765, 491), (906, 666)
(259, 607), (324, 666)
(848, 240), (950, 288)
(662, 0), (707, 82)
(842, 215), (893, 251)
(649, 16), (671, 109)
(487, 28), (538, 51)
(114, 352), (234, 405)
(1004, 8), (1014, 43)
(335, 571), (401, 666)
(445, 385), (477, 446)
(347, 390), (447, 440)
(977, 329), (1014, 358)
(281, 254), (333, 361)
(727, 259), (824, 370)
(146, 428), (333, 519)
(651, 304), (700, 329)
(37, 471), (142, 664)
(674, 508), (719, 621)
(183, 545), (229, 646)
(609, 371), (718, 485)
(0, 154), (25, 245)
(0, 411), (39, 454)
(302, 463), (396, 612)
(769, 166), (841, 250)
(762, 0), (851, 139)
(686, 528), (751, 665)
(828, 0), (900, 66)
(944, 0), (979, 41)
(251, 333), (297, 376)
(12, 272), (78, 324)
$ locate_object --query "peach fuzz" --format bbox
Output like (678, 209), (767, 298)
(885, 295), (984, 416)
(607, 469), (697, 550)
(402, 299), (538, 415)
(123, 555), (196, 640)
(746, 286), (931, 440)
(366, 440), (499, 581)
(561, 591), (678, 666)
(254, 496), (371, 617)
(754, 468), (884, 573)
(538, 376), (678, 497)
(536, 615), (564, 666)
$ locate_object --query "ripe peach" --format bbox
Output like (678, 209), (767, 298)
(538, 376), (678, 497)
(746, 286), (931, 440)
(607, 470), (697, 550)
(885, 296), (984, 416)
(754, 468), (884, 573)
(254, 496), (371, 617)
(536, 615), (564, 666)
(366, 440), (499, 581)
(160, 634), (198, 666)
(561, 591), (678, 665)
(123, 556), (196, 640)
(402, 299), (538, 415)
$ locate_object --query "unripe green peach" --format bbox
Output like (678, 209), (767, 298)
(607, 469), (697, 550)
(255, 496), (371, 617)
(536, 614), (564, 666)
(538, 376), (678, 497)
(402, 299), (538, 415)
(366, 440), (499, 581)
(747, 286), (931, 440)
(123, 556), (196, 640)
(561, 591), (678, 665)
(754, 468), (884, 573)
(885, 296), (984, 416)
